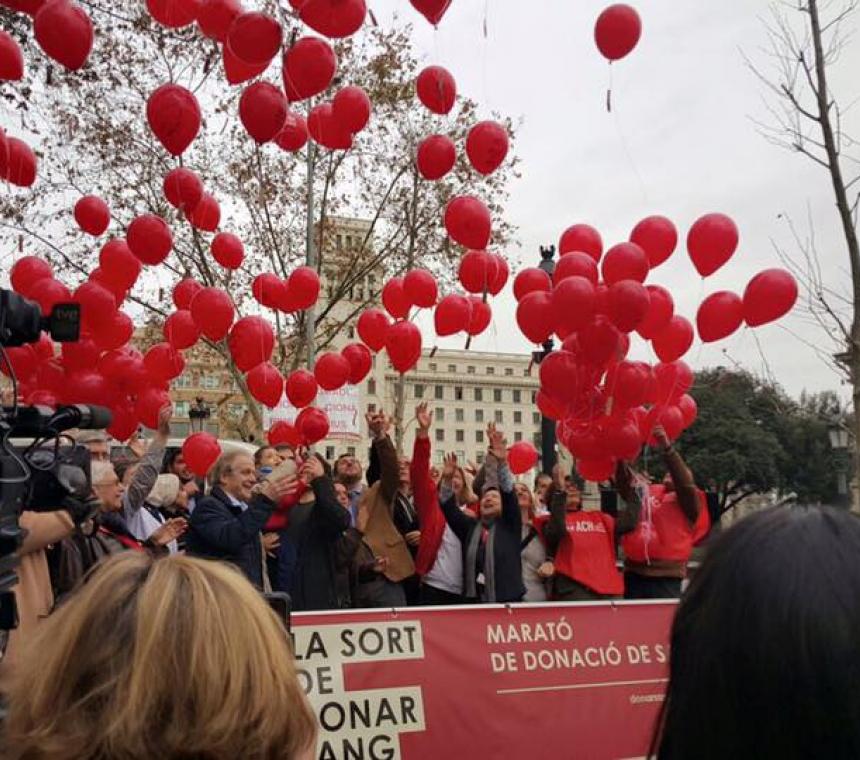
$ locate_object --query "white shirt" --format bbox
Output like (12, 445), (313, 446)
(424, 523), (464, 595)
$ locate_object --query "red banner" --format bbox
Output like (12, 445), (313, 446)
(292, 601), (675, 760)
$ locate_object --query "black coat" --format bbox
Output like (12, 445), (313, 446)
(186, 487), (275, 589)
(285, 476), (352, 611)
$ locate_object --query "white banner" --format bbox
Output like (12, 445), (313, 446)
(263, 385), (363, 441)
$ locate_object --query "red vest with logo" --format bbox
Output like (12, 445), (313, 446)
(538, 511), (624, 596)
(622, 485), (710, 564)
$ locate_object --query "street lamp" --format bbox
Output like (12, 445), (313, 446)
(828, 422), (852, 508)
(532, 245), (557, 475)
(189, 396), (211, 434)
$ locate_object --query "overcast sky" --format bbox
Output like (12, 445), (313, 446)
(372, 0), (860, 400)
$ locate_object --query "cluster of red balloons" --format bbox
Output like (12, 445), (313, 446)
(268, 405), (331, 447)
(252, 266), (321, 314)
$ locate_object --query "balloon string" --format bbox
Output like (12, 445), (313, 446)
(606, 63), (613, 113)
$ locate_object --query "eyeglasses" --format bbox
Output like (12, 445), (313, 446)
(94, 478), (120, 488)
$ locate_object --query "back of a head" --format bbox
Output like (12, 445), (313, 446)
(654, 505), (860, 760)
(2, 553), (316, 760)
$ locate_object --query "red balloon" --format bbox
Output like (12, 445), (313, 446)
(268, 420), (303, 447)
(0, 1), (46, 16)
(517, 291), (554, 345)
(653, 315), (694, 363)
(173, 278), (203, 310)
(607, 280), (650, 333)
(74, 195), (110, 236)
(99, 240), (141, 290)
(417, 135), (456, 181)
(144, 342), (186, 382)
(459, 250), (497, 294)
(559, 224), (603, 261)
(508, 441), (539, 475)
(2, 345), (38, 381)
(182, 432), (222, 477)
(578, 316), (624, 368)
(147, 0), (201, 28)
(222, 44), (269, 85)
(342, 343), (372, 384)
(445, 196), (492, 250)
(513, 267), (552, 302)
(653, 360), (693, 404)
(34, 0), (93, 71)
(403, 269), (438, 309)
(551, 276), (596, 339)
(283, 37), (337, 102)
(228, 316), (275, 372)
(227, 11), (282, 66)
(594, 3), (641, 61)
(247, 362), (284, 408)
(314, 352), (351, 391)
(490, 255), (509, 295)
(36, 357), (68, 394)
(678, 394), (698, 428)
(190, 287), (234, 341)
(92, 310), (133, 351)
(163, 310), (200, 350)
(65, 370), (111, 406)
(743, 269), (798, 328)
(385, 320), (422, 373)
(467, 297), (492, 337)
(631, 216), (677, 269)
(135, 388), (171, 430)
(163, 167), (204, 212)
(357, 308), (390, 352)
(308, 103), (353, 150)
(300, 0), (366, 38)
(1, 136), (36, 187)
(275, 112), (309, 152)
(127, 214), (173, 265)
(333, 86), (372, 133)
(646, 405), (685, 444)
(89, 269), (127, 307)
(73, 281), (116, 333)
(297, 406), (330, 444)
(0, 30), (24, 82)
(577, 457), (616, 483)
(410, 0), (451, 26)
(416, 65), (456, 115)
(608, 361), (651, 409)
(687, 213), (739, 278)
(10, 256), (52, 297)
(286, 369), (318, 408)
(186, 193), (221, 232)
(197, 0), (240, 41)
(606, 417), (642, 461)
(239, 81), (288, 143)
(434, 294), (471, 337)
(253, 274), (288, 310)
(636, 284), (674, 340)
(554, 252), (598, 286)
(601, 242), (649, 285)
(466, 121), (509, 176)
(27, 279), (67, 318)
(107, 403), (138, 443)
(210, 232), (244, 270)
(287, 266), (321, 311)
(382, 277), (411, 319)
(536, 390), (566, 421)
(697, 291), (744, 343)
(146, 83), (201, 156)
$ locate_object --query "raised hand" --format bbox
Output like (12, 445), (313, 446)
(156, 403), (173, 438)
(441, 452), (457, 481)
(552, 463), (566, 490)
(415, 402), (432, 434)
(487, 422), (507, 461)
(151, 517), (187, 546)
(262, 474), (299, 502)
(300, 456), (325, 482)
(653, 425), (671, 450)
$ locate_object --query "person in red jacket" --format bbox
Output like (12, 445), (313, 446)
(619, 426), (710, 599)
(411, 403), (465, 605)
(539, 464), (639, 601)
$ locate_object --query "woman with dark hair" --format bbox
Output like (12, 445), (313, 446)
(652, 505), (860, 759)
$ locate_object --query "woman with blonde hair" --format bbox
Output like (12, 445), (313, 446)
(2, 552), (317, 760)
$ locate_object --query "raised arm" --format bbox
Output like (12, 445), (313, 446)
(614, 461), (643, 535)
(438, 461), (476, 542)
(542, 465), (568, 554)
(366, 411), (381, 487)
(123, 404), (170, 518)
(368, 410), (399, 507)
(488, 423), (520, 528)
(655, 426), (699, 524)
(411, 403), (437, 525)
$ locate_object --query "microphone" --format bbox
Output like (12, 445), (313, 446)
(47, 405), (113, 434)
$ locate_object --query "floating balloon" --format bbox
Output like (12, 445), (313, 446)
(551, 277), (596, 339)
(146, 0), (201, 28)
(342, 343), (372, 384)
(73, 281), (116, 333)
(742, 268), (798, 328)
(332, 85), (371, 133)
(578, 316), (624, 368)
(434, 294), (471, 337)
(227, 11), (282, 66)
(517, 291), (554, 344)
(269, 420), (303, 447)
(144, 342), (186, 382)
(163, 167), (204, 212)
(239, 81), (288, 143)
(308, 103), (353, 150)
(403, 269), (438, 308)
(287, 266), (321, 310)
(211, 232), (244, 270)
(636, 284), (674, 340)
(490, 255), (509, 295)
(197, 0), (241, 41)
(182, 432), (222, 477)
(222, 44), (269, 85)
(135, 388), (171, 430)
(127, 214), (173, 265)
(508, 441), (539, 475)
(253, 273), (289, 310)
(34, 0), (93, 71)
(300, 0), (366, 38)
(687, 213), (739, 278)
(286, 369), (318, 408)
(73, 195), (110, 237)
(2, 345), (38, 381)
(594, 3), (642, 61)
(645, 405), (685, 444)
(314, 352), (351, 391)
(186, 193), (221, 231)
(247, 362), (284, 408)
(163, 310), (200, 350)
(458, 250), (497, 294)
(409, 0), (451, 26)
(30, 280), (70, 319)
(602, 242), (649, 285)
(275, 112), (309, 152)
(98, 240), (141, 292)
(513, 268), (552, 302)
(445, 196), (491, 250)
(283, 36), (337, 101)
(417, 135), (456, 181)
(357, 308), (390, 351)
(652, 315), (694, 363)
(630, 215), (677, 269)
(92, 310), (134, 351)
(605, 418), (642, 461)
(173, 278), (203, 310)
(228, 316), (274, 372)
(190, 287), (234, 341)
(385, 320), (422, 373)
(466, 121), (508, 176)
(416, 65), (456, 115)
(467, 297), (492, 337)
(554, 252), (598, 286)
(107, 403), (138, 443)
(297, 406), (330, 444)
(147, 83), (201, 156)
(609, 360), (652, 409)
(10, 256), (52, 297)
(653, 360), (693, 404)
(607, 280), (650, 333)
(678, 394), (698, 427)
(1, 136), (36, 187)
(0, 30), (24, 81)
(559, 224), (603, 261)
(697, 291), (744, 343)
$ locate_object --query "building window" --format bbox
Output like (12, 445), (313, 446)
(429, 363), (437, 372)
(173, 374), (192, 389)
(505, 368), (514, 376)
(455, 387), (464, 401)
(347, 446), (356, 456)
(476, 430), (484, 443)
(493, 389), (503, 403)
(348, 326), (356, 339)
(326, 446), (336, 461)
(532, 391), (537, 404)
(467, 366), (476, 374)
(515, 432), (523, 442)
(435, 429), (445, 442)
(414, 384), (425, 399)
(455, 408), (464, 422)
(474, 388), (483, 402)
(227, 404), (244, 418)
(174, 401), (189, 417)
(513, 390), (522, 404)
(476, 409), (484, 423)
(456, 430), (464, 443)
(346, 235), (353, 249)
(435, 408), (444, 422)
(523, 368), (530, 377)
(495, 411), (504, 423)
(514, 411), (522, 424)
(367, 379), (377, 396)
(476, 452), (485, 464)
(435, 385), (444, 400)
(456, 450), (466, 461)
(201, 374), (219, 389)
(367, 403), (377, 413)
(486, 367), (495, 375)
(448, 364), (456, 373)
(435, 450), (445, 463)
(336, 234), (343, 250)
(533, 412), (541, 425)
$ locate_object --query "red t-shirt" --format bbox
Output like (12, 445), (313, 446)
(537, 511), (623, 596)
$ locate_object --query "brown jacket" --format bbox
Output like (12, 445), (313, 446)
(359, 436), (415, 583)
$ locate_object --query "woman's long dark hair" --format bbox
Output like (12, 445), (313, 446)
(652, 505), (860, 760)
